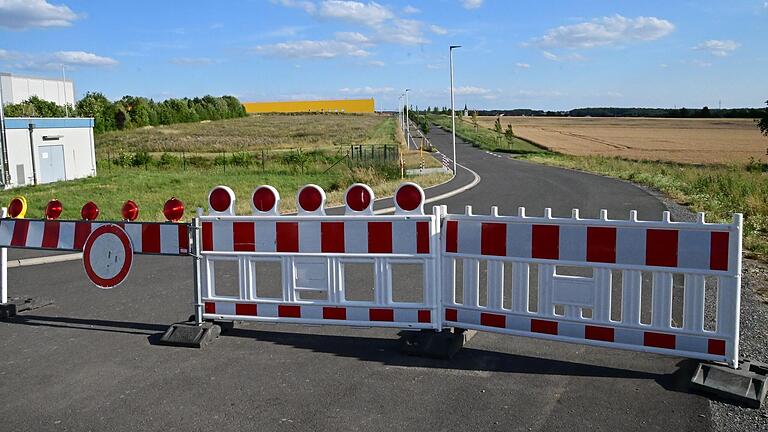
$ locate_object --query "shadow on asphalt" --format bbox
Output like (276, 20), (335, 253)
(4, 314), (698, 397)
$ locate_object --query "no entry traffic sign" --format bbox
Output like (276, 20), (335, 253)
(83, 224), (134, 289)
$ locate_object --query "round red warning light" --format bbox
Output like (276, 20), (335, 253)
(395, 184), (422, 211)
(8, 197), (26, 218)
(209, 187), (231, 212)
(163, 197), (185, 222)
(45, 199), (63, 220)
(81, 201), (100, 221)
(298, 186), (322, 212)
(252, 187), (276, 212)
(121, 200), (139, 221)
(346, 184), (372, 212)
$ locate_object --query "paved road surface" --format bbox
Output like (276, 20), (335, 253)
(0, 126), (711, 431)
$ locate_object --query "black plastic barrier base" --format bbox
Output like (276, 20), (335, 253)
(398, 328), (476, 359)
(690, 359), (768, 408)
(0, 296), (54, 320)
(158, 321), (221, 348)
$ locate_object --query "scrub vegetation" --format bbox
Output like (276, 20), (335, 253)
(0, 114), (449, 220)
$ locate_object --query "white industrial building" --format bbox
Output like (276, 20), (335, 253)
(0, 72), (75, 107)
(0, 73), (95, 188)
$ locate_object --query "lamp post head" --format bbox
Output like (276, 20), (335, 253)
(450, 45), (462, 50)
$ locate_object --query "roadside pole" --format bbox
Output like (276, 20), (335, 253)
(450, 45), (461, 174)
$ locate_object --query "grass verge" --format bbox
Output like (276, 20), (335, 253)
(522, 153), (768, 260)
(428, 114), (547, 153)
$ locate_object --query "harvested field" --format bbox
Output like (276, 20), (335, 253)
(477, 116), (765, 164)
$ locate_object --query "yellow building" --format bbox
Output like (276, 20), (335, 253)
(243, 98), (374, 114)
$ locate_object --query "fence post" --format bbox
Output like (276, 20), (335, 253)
(0, 207), (6, 305)
(192, 211), (203, 325)
(182, 151), (186, 170)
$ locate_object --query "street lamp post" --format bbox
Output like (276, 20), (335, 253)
(449, 45), (461, 174)
(405, 88), (410, 149)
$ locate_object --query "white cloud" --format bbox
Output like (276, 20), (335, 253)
(541, 51), (586, 62)
(368, 60), (385, 66)
(170, 57), (218, 66)
(339, 86), (395, 95)
(403, 5), (419, 14)
(454, 86), (491, 96)
(334, 31), (370, 43)
(690, 59), (712, 68)
(516, 90), (566, 98)
(0, 0), (79, 30)
(0, 49), (118, 70)
(274, 0), (429, 46)
(530, 15), (675, 49)
(317, 0), (393, 25)
(429, 24), (448, 35)
(52, 51), (118, 66)
(694, 39), (740, 57)
(426, 63), (442, 69)
(515, 62), (531, 69)
(461, 0), (483, 9)
(254, 40), (370, 58)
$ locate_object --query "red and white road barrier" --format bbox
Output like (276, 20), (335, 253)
(0, 184), (745, 369)
(197, 183), (442, 330)
(441, 206), (742, 367)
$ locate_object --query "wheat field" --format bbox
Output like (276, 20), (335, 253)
(477, 116), (765, 164)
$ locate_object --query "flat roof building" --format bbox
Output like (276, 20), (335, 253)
(243, 98), (374, 114)
(0, 72), (76, 107)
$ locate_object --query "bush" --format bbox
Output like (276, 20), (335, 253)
(131, 151), (152, 167)
(230, 152), (253, 167)
(157, 153), (180, 167)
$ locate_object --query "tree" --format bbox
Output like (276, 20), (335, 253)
(758, 100), (768, 137)
(505, 124), (515, 140)
(700, 106), (710, 118)
(494, 117), (503, 134)
(471, 110), (478, 132)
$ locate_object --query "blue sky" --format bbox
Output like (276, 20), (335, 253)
(1, 0), (766, 110)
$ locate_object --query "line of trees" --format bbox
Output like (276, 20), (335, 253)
(4, 93), (247, 134)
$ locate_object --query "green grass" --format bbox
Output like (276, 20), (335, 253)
(522, 153), (768, 260)
(428, 114), (546, 153)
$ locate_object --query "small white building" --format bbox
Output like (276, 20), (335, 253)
(0, 72), (75, 107)
(0, 117), (96, 188)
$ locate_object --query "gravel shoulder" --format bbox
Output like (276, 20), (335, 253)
(635, 183), (768, 431)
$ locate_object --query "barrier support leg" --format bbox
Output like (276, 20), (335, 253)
(158, 215), (220, 348)
(398, 328), (476, 359)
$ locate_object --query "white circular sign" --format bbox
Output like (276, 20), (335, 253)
(83, 224), (133, 289)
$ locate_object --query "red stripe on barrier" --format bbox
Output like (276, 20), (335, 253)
(710, 232), (729, 271)
(233, 222), (256, 252)
(585, 325), (614, 342)
(708, 339), (726, 356)
(445, 308), (457, 322)
(235, 303), (258, 316)
(276, 222), (299, 252)
(321, 222), (345, 253)
(278, 305), (301, 318)
(531, 319), (558, 335)
(416, 221), (430, 254)
(369, 308), (394, 322)
(204, 302), (216, 314)
(481, 223), (506, 256)
(480, 312), (506, 328)
(10, 219), (29, 247)
(446, 220), (458, 253)
(177, 224), (189, 254)
(644, 331), (676, 349)
(41, 221), (60, 249)
(202, 222), (213, 252)
(368, 222), (392, 253)
(532, 225), (559, 259)
(141, 223), (161, 253)
(73, 222), (91, 250)
(586, 226), (617, 263)
(646, 229), (678, 267)
(418, 310), (431, 323)
(323, 306), (346, 320)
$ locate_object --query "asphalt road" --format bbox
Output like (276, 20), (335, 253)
(0, 126), (712, 432)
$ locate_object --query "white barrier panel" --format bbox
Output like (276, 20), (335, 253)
(199, 183), (442, 330)
(441, 207), (742, 367)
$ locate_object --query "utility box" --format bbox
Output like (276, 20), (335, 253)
(1, 117), (96, 188)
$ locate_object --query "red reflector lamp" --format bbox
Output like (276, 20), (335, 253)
(163, 197), (184, 222)
(45, 199), (63, 220)
(81, 201), (100, 221)
(121, 200), (139, 221)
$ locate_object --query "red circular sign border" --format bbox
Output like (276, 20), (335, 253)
(83, 224), (133, 289)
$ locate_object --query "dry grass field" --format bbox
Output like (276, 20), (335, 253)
(477, 116), (765, 164)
